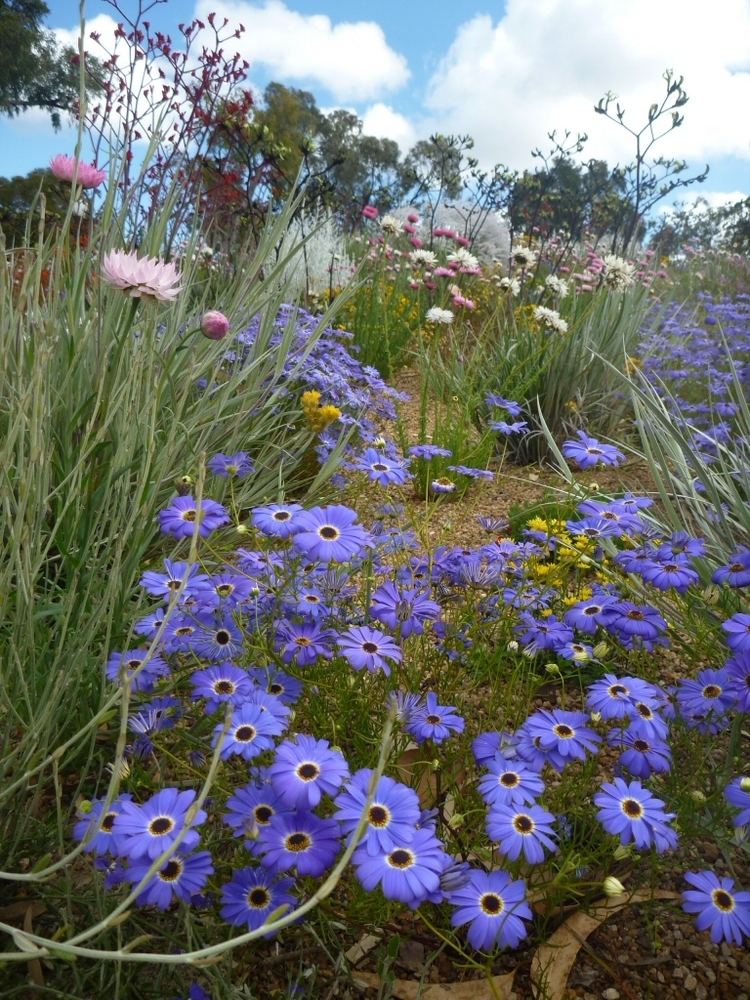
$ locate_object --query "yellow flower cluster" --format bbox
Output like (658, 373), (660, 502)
(523, 516), (609, 588)
(300, 390), (341, 433)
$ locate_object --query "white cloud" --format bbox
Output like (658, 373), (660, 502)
(425, 0), (750, 183)
(660, 190), (748, 214)
(361, 103), (415, 149)
(193, 0), (410, 101)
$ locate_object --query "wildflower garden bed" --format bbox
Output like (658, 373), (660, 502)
(3, 142), (750, 1000)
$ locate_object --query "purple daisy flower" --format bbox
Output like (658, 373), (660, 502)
(258, 811), (342, 877)
(608, 721), (672, 778)
(139, 560), (214, 604)
(250, 667), (304, 705)
(447, 465), (494, 480)
(407, 691), (465, 744)
(486, 803), (557, 864)
(292, 505), (372, 563)
(370, 581), (440, 638)
(409, 444), (453, 460)
(105, 648), (170, 692)
(222, 782), (292, 854)
(352, 826), (449, 907)
(72, 794), (133, 856)
(726, 652), (750, 711)
(113, 788), (207, 861)
(721, 612), (750, 653)
(220, 867), (296, 934)
(207, 451), (254, 478)
(333, 768), (420, 855)
(490, 419), (528, 435)
(712, 550), (750, 588)
(585, 673), (662, 720)
(562, 431), (625, 470)
(601, 602), (667, 646)
(638, 555), (699, 593)
(682, 870), (750, 945)
(675, 668), (734, 731)
(127, 851), (214, 910)
(276, 619), (335, 667)
(190, 663), (254, 714)
(337, 625), (403, 676)
(251, 503), (304, 539)
(158, 495), (229, 539)
(449, 868), (532, 951)
(352, 449), (413, 486)
(213, 704), (285, 761)
(268, 735), (350, 809)
(485, 394), (522, 416)
(594, 777), (677, 853)
(185, 614), (245, 661)
(724, 777), (750, 828)
(478, 758), (545, 808)
(521, 709), (601, 771)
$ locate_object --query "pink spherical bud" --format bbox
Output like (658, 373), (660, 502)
(455, 235), (471, 247)
(402, 223), (416, 234)
(362, 205), (379, 220)
(409, 237), (423, 249)
(201, 310), (230, 340)
(407, 212), (419, 223)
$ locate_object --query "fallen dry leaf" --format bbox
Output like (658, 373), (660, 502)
(530, 890), (679, 999)
(23, 903), (45, 988)
(353, 968), (516, 999)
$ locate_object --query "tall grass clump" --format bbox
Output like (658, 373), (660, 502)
(0, 151), (359, 867)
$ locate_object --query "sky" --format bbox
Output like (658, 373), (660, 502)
(3, 0), (749, 216)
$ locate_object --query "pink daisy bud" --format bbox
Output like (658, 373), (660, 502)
(362, 205), (379, 220)
(201, 310), (230, 340)
(407, 212), (419, 223)
(50, 154), (106, 189)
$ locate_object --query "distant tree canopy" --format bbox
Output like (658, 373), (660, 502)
(0, 0), (104, 131)
(649, 196), (750, 256)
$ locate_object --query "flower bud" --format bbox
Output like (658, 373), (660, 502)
(602, 876), (626, 897)
(545, 662), (561, 675)
(201, 310), (230, 340)
(236, 524), (249, 535)
(613, 844), (633, 861)
(740, 777), (750, 792)
(593, 641), (610, 659)
(690, 789), (706, 804)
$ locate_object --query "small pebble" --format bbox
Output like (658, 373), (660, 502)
(602, 990), (620, 1000)
(684, 972), (698, 990)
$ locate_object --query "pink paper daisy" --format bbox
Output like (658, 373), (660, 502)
(101, 250), (182, 303)
(50, 154), (106, 189)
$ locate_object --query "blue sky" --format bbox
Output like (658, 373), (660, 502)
(4, 0), (748, 215)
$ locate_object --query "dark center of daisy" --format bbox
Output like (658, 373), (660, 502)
(712, 889), (735, 912)
(513, 814), (534, 834)
(273, 511), (291, 521)
(554, 724), (574, 739)
(214, 680), (235, 694)
(388, 849), (414, 869)
(627, 609), (644, 620)
(664, 563), (679, 572)
(610, 684), (628, 696)
(372, 463), (389, 471)
(362, 642), (379, 654)
(148, 816), (174, 836)
(248, 887), (270, 908)
(101, 812), (116, 831)
(587, 447), (603, 455)
(585, 605), (602, 615)
(235, 725), (256, 742)
(633, 739), (649, 752)
(254, 805), (273, 824)
(637, 704), (653, 719)
(368, 804), (390, 827)
(702, 684), (721, 698)
(127, 658), (143, 669)
(167, 579), (183, 589)
(286, 832), (311, 852)
(176, 626), (194, 636)
(295, 637), (311, 646)
(216, 584), (234, 596)
(622, 798), (643, 818)
(182, 510), (197, 521)
(319, 525), (339, 540)
(216, 630), (231, 645)
(426, 714), (441, 724)
(602, 512), (618, 520)
(296, 762), (320, 782)
(500, 772), (520, 787)
(159, 859), (182, 881)
(304, 594), (320, 603)
(480, 892), (504, 915)
(269, 683), (283, 694)
(730, 563), (744, 572)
